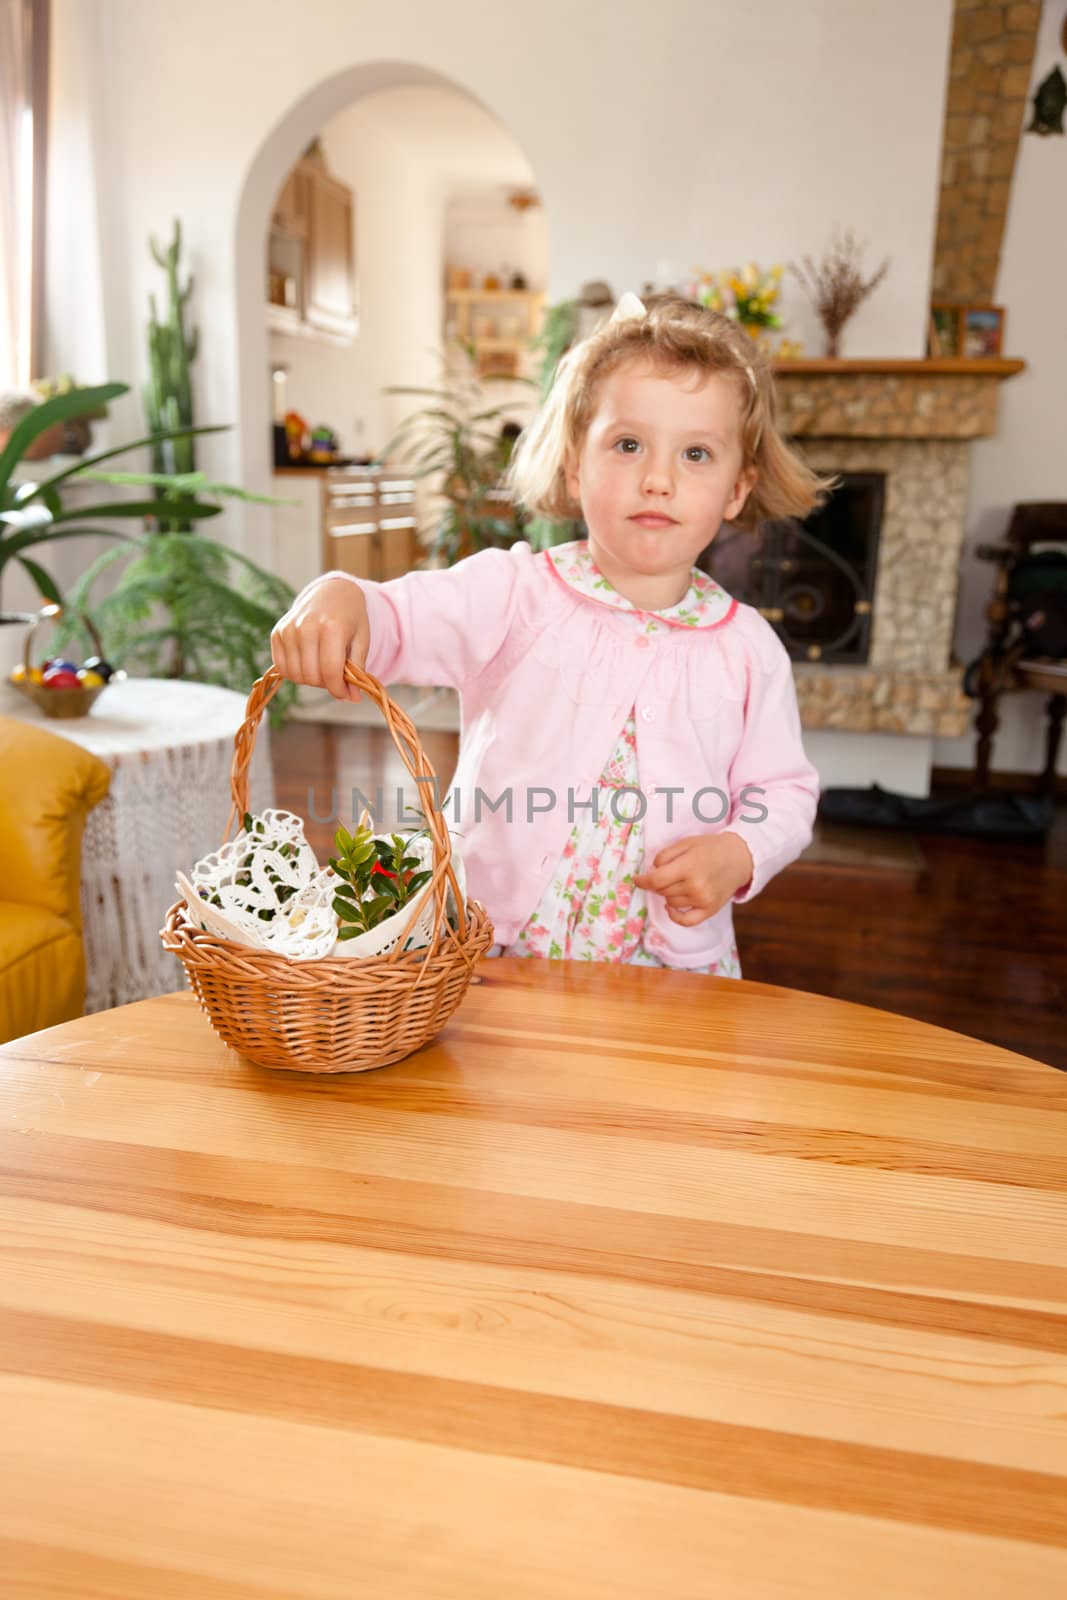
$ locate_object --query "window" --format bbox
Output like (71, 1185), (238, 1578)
(0, 0), (48, 387)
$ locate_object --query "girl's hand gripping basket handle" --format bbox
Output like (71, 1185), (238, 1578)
(230, 662), (469, 963)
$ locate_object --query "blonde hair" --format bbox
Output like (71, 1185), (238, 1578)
(507, 292), (833, 533)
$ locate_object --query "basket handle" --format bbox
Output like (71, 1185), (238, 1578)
(227, 663), (469, 963)
(23, 602), (105, 674)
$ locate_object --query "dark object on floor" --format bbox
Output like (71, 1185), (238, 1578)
(965, 502), (1067, 794)
(820, 784), (1055, 841)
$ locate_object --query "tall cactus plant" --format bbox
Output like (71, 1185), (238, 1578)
(145, 220), (199, 526)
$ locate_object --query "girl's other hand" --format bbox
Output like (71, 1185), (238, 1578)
(270, 577), (370, 702)
(634, 832), (754, 925)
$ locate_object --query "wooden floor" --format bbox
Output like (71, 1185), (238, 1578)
(272, 721), (1067, 1072)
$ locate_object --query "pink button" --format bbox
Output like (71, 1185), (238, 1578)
(635, 636), (650, 649)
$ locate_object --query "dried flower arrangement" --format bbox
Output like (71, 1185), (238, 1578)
(790, 230), (890, 358)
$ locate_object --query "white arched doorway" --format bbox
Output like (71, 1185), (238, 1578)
(233, 61), (550, 561)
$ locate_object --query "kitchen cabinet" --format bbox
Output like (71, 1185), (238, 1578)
(271, 168), (308, 239)
(267, 157), (356, 342)
(305, 169), (356, 337)
(321, 467), (418, 583)
(270, 466), (419, 594)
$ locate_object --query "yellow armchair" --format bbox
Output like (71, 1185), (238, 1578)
(0, 716), (110, 1043)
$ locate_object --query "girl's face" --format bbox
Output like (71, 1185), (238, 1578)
(564, 359), (756, 607)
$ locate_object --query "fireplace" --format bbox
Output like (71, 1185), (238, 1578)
(700, 471), (886, 666)
(695, 358), (1024, 776)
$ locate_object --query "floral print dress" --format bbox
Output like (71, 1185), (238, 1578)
(501, 544), (743, 979)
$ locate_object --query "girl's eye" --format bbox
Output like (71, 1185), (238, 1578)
(685, 446), (712, 463)
(614, 437), (640, 453)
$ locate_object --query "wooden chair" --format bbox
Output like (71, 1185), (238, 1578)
(969, 502), (1067, 794)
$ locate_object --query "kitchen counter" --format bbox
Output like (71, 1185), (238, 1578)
(273, 462), (373, 477)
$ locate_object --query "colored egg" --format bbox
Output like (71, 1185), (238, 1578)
(8, 663), (28, 684)
(47, 657), (80, 676)
(77, 668), (105, 688)
(41, 666), (82, 690)
(26, 665), (43, 685)
(81, 655), (115, 682)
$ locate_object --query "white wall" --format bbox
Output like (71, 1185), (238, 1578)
(933, 0), (1067, 780)
(44, 0), (953, 510)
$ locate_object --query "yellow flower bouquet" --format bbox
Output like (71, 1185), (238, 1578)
(683, 262), (805, 357)
(687, 262), (785, 334)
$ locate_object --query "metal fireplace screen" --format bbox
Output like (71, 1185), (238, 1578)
(699, 471), (885, 664)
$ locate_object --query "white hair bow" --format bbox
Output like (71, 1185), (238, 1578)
(609, 291), (647, 323)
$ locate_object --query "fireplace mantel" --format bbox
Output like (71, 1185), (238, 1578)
(771, 355), (1026, 440)
(772, 358), (1025, 377)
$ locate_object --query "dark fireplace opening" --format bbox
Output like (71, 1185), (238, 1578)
(699, 471), (886, 664)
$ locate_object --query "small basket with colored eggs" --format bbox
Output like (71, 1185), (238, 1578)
(8, 602), (124, 719)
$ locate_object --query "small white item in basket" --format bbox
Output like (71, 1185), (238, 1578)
(176, 871), (269, 949)
(179, 811), (470, 962)
(176, 870), (341, 960)
(191, 810), (316, 904)
(182, 810), (339, 960)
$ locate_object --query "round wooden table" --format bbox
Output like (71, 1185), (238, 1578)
(1, 962), (1065, 1597)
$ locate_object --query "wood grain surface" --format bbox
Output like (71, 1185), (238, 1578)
(1, 961), (1066, 1598)
(271, 722), (1067, 1069)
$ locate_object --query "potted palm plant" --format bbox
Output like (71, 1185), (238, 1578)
(0, 381), (213, 683)
(0, 382), (294, 713)
(381, 350), (534, 566)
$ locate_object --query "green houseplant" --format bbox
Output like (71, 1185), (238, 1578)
(0, 380), (222, 686)
(0, 381), (205, 609)
(0, 380), (295, 718)
(381, 349), (534, 566)
(57, 221), (297, 715)
(143, 220), (199, 530)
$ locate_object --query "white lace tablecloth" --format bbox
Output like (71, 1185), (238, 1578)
(9, 678), (274, 1012)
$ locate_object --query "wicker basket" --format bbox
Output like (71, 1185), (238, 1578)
(11, 603), (119, 719)
(161, 662), (493, 1073)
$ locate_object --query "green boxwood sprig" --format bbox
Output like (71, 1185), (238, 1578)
(329, 823), (433, 940)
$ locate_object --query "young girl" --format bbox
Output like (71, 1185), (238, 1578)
(270, 292), (831, 977)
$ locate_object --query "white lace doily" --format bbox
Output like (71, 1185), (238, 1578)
(179, 814), (464, 961)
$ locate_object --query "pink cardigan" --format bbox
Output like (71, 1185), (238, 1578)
(314, 542), (819, 968)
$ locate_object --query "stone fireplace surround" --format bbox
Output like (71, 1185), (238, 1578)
(772, 356), (1024, 793)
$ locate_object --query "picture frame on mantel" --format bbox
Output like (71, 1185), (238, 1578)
(928, 303), (963, 358)
(961, 303), (1005, 359)
(927, 302), (1006, 360)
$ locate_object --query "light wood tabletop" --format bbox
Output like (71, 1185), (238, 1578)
(1, 961), (1066, 1598)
